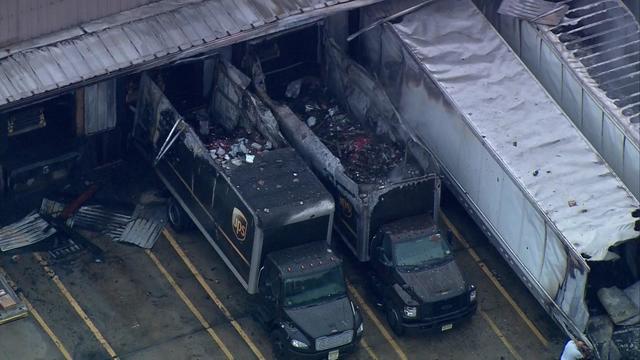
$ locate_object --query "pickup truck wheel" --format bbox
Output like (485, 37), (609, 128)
(168, 198), (189, 232)
(386, 306), (405, 337)
(271, 331), (289, 360)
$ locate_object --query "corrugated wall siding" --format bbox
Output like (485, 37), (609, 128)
(0, 0), (159, 47)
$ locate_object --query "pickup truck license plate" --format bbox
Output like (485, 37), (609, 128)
(441, 323), (453, 331)
(328, 349), (339, 360)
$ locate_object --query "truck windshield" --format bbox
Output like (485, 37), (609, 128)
(283, 267), (346, 308)
(393, 234), (452, 268)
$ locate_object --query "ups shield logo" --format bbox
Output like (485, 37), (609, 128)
(232, 208), (248, 241)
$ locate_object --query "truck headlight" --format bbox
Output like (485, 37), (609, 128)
(403, 306), (417, 318)
(469, 288), (477, 303)
(357, 322), (364, 334)
(291, 339), (309, 349)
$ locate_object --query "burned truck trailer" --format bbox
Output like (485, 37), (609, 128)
(246, 27), (477, 335)
(133, 65), (335, 292)
(248, 34), (442, 262)
(133, 62), (363, 358)
(358, 0), (640, 351)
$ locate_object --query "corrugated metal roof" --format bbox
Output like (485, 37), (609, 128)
(542, 0), (640, 145)
(0, 0), (381, 111)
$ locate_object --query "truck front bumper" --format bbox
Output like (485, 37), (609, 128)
(401, 301), (477, 332)
(286, 334), (361, 360)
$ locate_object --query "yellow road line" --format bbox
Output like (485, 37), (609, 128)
(440, 212), (550, 348)
(360, 338), (380, 360)
(163, 229), (266, 360)
(480, 309), (523, 360)
(145, 249), (234, 360)
(347, 283), (408, 360)
(33, 253), (119, 359)
(20, 294), (73, 360)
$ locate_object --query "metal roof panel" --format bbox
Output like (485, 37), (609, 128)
(0, 0), (383, 111)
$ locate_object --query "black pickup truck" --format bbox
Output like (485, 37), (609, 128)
(243, 24), (477, 336)
(133, 60), (362, 359)
(370, 215), (477, 335)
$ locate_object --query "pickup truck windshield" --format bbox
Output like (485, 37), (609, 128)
(283, 267), (346, 308)
(393, 234), (452, 268)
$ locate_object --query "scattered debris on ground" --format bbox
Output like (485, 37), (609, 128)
(0, 271), (27, 325)
(1, 187), (167, 256)
(284, 78), (422, 185)
(588, 281), (640, 359)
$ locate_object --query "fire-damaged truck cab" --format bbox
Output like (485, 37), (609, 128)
(133, 60), (361, 359)
(258, 242), (363, 359)
(243, 25), (477, 335)
(370, 215), (476, 335)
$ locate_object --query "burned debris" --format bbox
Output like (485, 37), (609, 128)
(283, 79), (422, 185)
(176, 59), (285, 171)
(194, 119), (274, 169)
(0, 271), (27, 325)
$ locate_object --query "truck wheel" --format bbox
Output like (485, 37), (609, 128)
(386, 306), (405, 337)
(270, 331), (289, 360)
(168, 198), (189, 232)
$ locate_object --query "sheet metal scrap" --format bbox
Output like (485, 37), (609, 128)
(68, 205), (132, 241)
(286, 80), (420, 185)
(0, 212), (56, 252)
(41, 198), (166, 249)
(117, 205), (166, 249)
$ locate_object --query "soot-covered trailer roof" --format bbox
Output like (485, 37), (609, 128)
(227, 147), (334, 228)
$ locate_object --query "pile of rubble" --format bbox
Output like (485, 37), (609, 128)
(193, 115), (273, 169)
(285, 79), (421, 185)
(588, 282), (640, 359)
(0, 272), (27, 325)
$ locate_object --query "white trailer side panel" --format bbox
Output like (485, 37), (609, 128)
(359, 0), (639, 337)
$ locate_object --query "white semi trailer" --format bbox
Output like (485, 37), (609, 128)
(358, 0), (640, 352)
(473, 0), (640, 200)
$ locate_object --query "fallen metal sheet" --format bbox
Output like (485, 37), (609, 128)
(68, 205), (133, 241)
(498, 0), (569, 25)
(597, 286), (640, 325)
(0, 212), (56, 252)
(117, 205), (166, 249)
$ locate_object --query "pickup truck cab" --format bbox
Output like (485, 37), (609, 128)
(370, 215), (477, 335)
(255, 242), (363, 359)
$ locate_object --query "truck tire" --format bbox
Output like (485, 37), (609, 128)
(168, 198), (190, 232)
(270, 330), (289, 360)
(386, 306), (405, 337)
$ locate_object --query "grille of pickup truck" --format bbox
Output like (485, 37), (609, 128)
(315, 330), (353, 351)
(425, 293), (467, 317)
